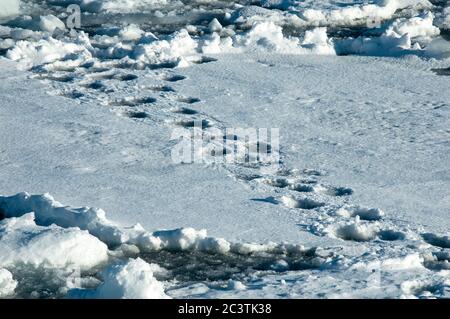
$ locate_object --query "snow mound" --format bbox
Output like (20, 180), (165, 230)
(386, 12), (439, 39)
(234, 22), (335, 55)
(352, 253), (424, 271)
(0, 192), (127, 247)
(0, 192), (310, 258)
(299, 0), (432, 27)
(6, 33), (92, 69)
(0, 192), (234, 254)
(0, 0), (20, 19)
(336, 206), (384, 221)
(0, 213), (109, 270)
(81, 0), (168, 13)
(39, 15), (66, 34)
(332, 218), (379, 242)
(444, 7), (450, 29)
(131, 29), (199, 68)
(0, 268), (17, 298)
(422, 233), (450, 248)
(69, 258), (168, 299)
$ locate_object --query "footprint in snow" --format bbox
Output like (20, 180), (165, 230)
(162, 74), (186, 82)
(109, 96), (157, 107)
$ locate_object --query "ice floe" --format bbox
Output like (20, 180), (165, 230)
(0, 213), (109, 270)
(68, 258), (169, 299)
(0, 0), (20, 19)
(0, 268), (17, 298)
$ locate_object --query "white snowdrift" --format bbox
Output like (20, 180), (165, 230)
(81, 0), (168, 13)
(334, 12), (440, 56)
(6, 9), (446, 72)
(232, 22), (336, 55)
(386, 12), (439, 39)
(299, 0), (432, 27)
(232, 0), (432, 28)
(5, 21), (336, 69)
(39, 15), (66, 34)
(7, 33), (92, 69)
(0, 213), (109, 270)
(0, 192), (307, 256)
(331, 218), (380, 242)
(444, 7), (450, 29)
(0, 0), (20, 19)
(69, 258), (169, 299)
(0, 268), (17, 298)
(351, 253), (424, 271)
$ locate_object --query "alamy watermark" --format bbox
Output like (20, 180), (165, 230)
(170, 122), (280, 169)
(66, 4), (81, 31)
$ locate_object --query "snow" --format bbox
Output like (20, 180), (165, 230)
(81, 0), (168, 13)
(69, 258), (169, 299)
(0, 269), (17, 298)
(6, 34), (91, 69)
(0, 0), (20, 19)
(0, 213), (109, 271)
(387, 12), (440, 39)
(38, 15), (66, 34)
(0, 0), (449, 299)
(331, 218), (380, 242)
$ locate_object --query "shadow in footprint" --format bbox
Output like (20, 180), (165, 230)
(163, 74), (186, 82)
(289, 184), (315, 193)
(250, 197), (279, 205)
(110, 97), (157, 107)
(150, 85), (175, 92)
(281, 196), (324, 210)
(61, 90), (84, 99)
(40, 74), (75, 83)
(422, 233), (450, 248)
(115, 73), (138, 81)
(83, 81), (108, 91)
(150, 61), (179, 70)
(377, 230), (405, 241)
(175, 119), (210, 129)
(126, 111), (149, 119)
(177, 97), (201, 104)
(432, 68), (450, 76)
(329, 187), (353, 196)
(171, 107), (198, 115)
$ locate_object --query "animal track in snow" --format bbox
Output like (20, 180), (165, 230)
(149, 85), (176, 92)
(174, 119), (211, 129)
(58, 90), (84, 99)
(87, 72), (138, 82)
(280, 195), (325, 210)
(333, 221), (379, 242)
(82, 80), (110, 91)
(336, 206), (384, 221)
(377, 229), (406, 241)
(432, 67), (450, 76)
(124, 111), (149, 119)
(261, 177), (352, 197)
(422, 233), (450, 248)
(170, 107), (198, 115)
(175, 96), (201, 104)
(422, 251), (450, 271)
(109, 96), (157, 107)
(37, 73), (75, 83)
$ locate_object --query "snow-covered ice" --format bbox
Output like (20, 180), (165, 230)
(0, 268), (17, 298)
(0, 0), (449, 299)
(68, 258), (169, 299)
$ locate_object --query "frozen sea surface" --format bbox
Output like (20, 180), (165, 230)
(0, 0), (449, 298)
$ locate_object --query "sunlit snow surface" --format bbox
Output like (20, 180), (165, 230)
(0, 0), (449, 298)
